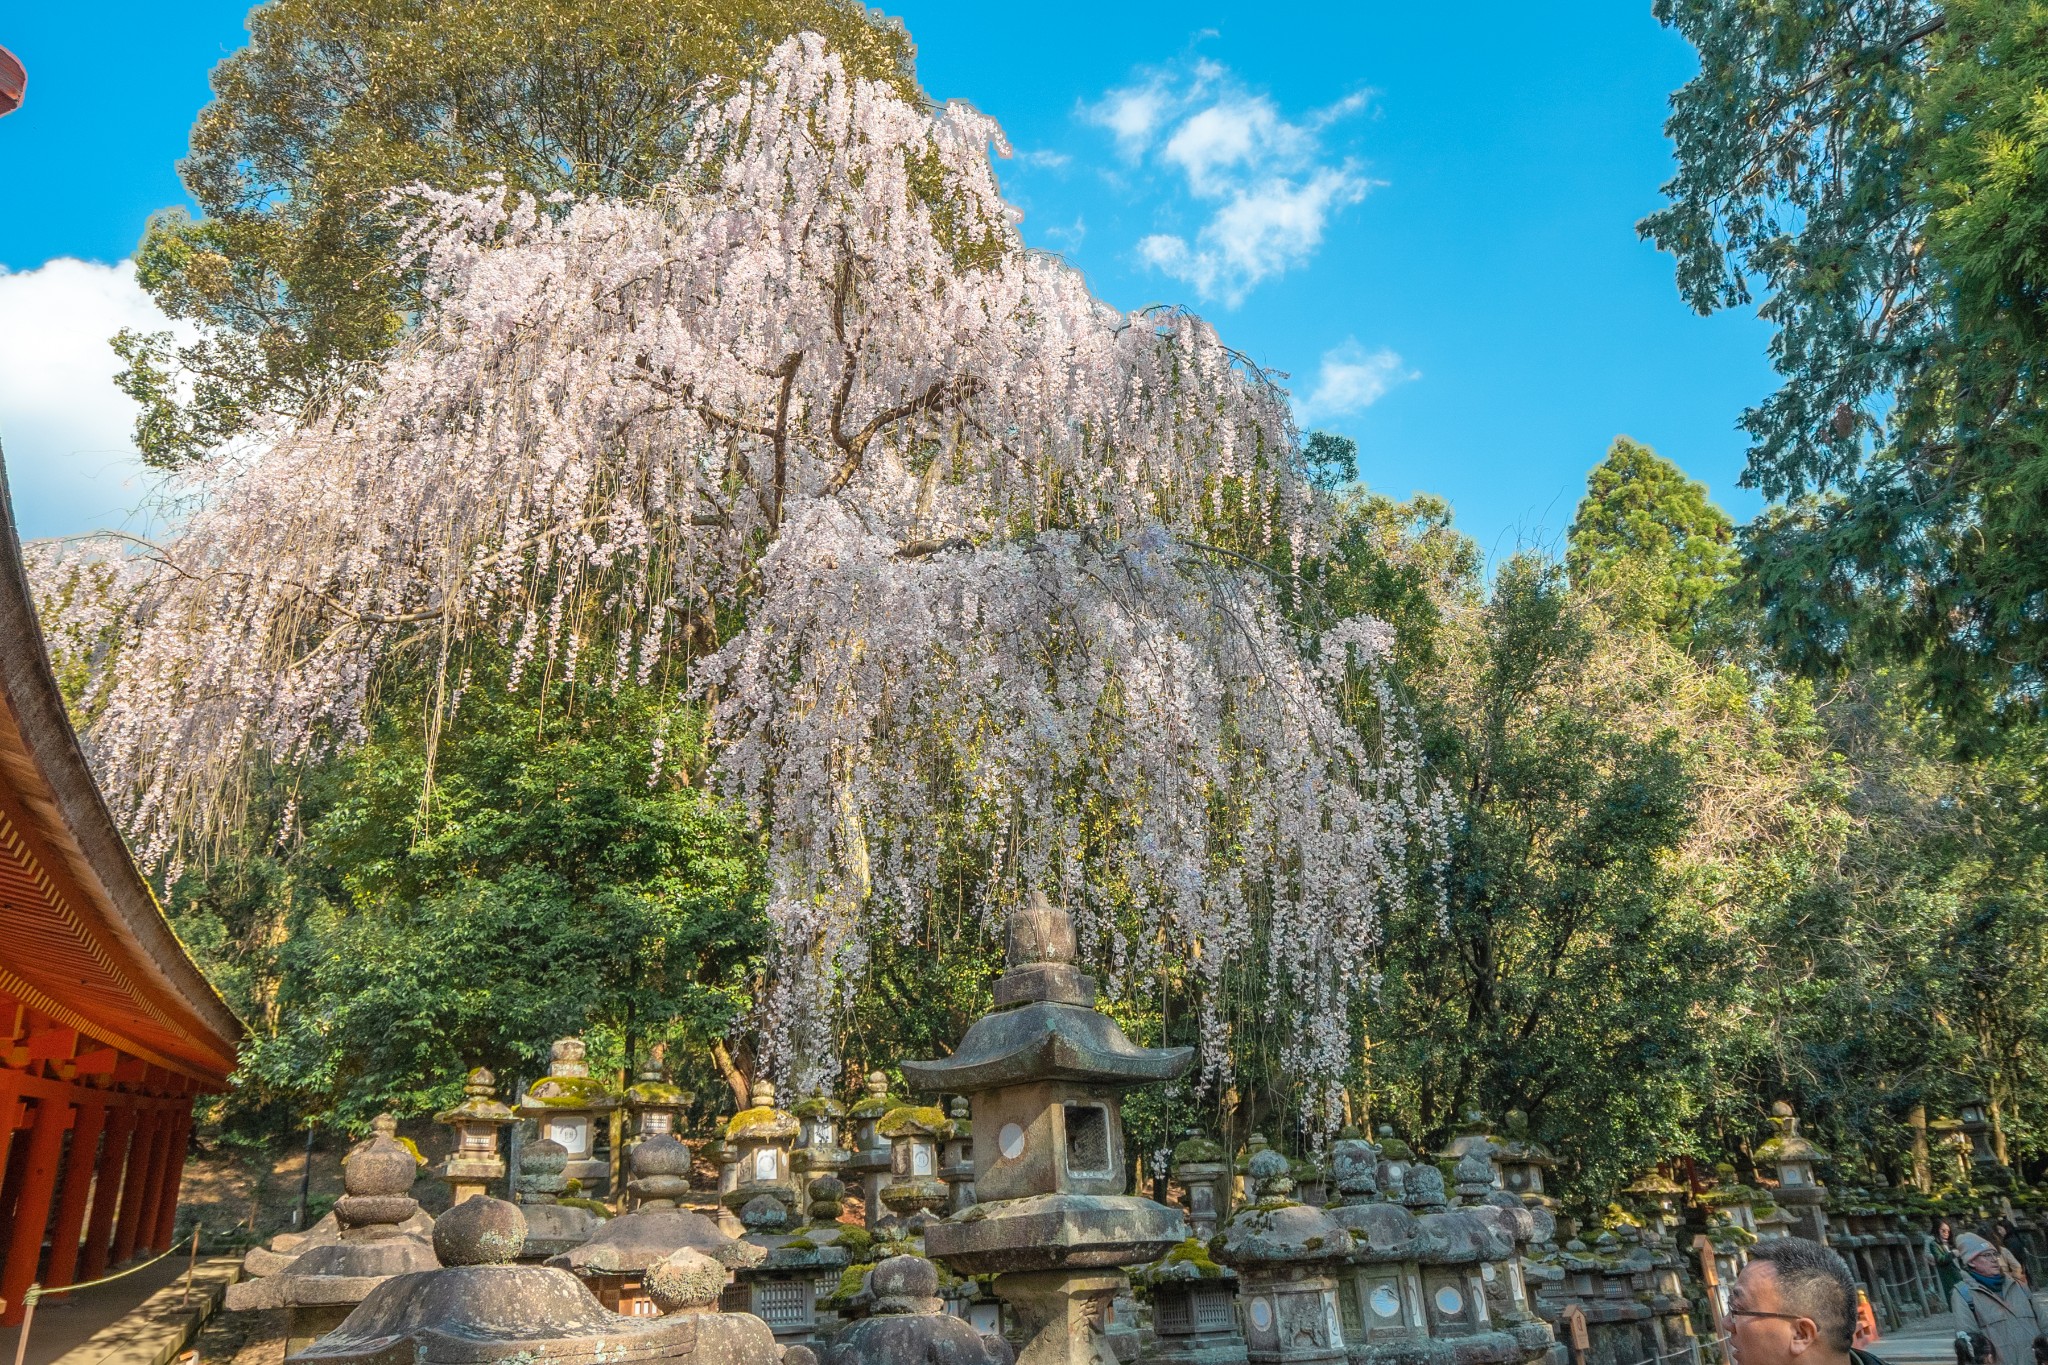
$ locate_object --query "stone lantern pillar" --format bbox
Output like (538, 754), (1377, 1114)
(519, 1039), (622, 1199)
(723, 1080), (801, 1231)
(1756, 1101), (1830, 1243)
(706, 1126), (745, 1237)
(848, 1070), (899, 1230)
(879, 1104), (950, 1232)
(1173, 1131), (1233, 1240)
(435, 1067), (515, 1204)
(938, 1096), (978, 1215)
(904, 891), (1193, 1365)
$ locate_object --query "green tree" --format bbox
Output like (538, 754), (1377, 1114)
(1645, 0), (2048, 738)
(177, 664), (767, 1133)
(116, 0), (919, 466)
(1566, 436), (1738, 652)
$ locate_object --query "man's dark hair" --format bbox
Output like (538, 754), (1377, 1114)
(1751, 1237), (1859, 1352)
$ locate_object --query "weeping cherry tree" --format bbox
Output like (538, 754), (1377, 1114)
(33, 36), (1443, 1122)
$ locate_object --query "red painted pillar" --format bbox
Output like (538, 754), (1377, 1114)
(135, 1106), (178, 1253)
(148, 1105), (191, 1251)
(43, 1097), (105, 1291)
(80, 1106), (135, 1279)
(1, 1095), (74, 1326)
(110, 1108), (160, 1265)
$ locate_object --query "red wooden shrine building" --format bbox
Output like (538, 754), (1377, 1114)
(0, 460), (242, 1324)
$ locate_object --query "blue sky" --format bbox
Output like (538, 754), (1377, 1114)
(0, 1), (1778, 555)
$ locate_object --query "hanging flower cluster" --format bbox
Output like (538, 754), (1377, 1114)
(33, 35), (1441, 1115)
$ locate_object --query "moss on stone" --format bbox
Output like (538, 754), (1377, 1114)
(878, 1104), (947, 1137)
(1161, 1237), (1224, 1277)
(557, 1196), (613, 1218)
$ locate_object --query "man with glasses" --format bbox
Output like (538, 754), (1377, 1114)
(1726, 1239), (1883, 1365)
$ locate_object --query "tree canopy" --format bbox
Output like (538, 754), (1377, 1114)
(1646, 0), (2048, 741)
(115, 0), (920, 466)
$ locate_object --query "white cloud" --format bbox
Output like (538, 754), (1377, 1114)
(1086, 60), (1374, 305)
(1089, 81), (1176, 159)
(1141, 168), (1368, 305)
(0, 258), (187, 539)
(1015, 148), (1072, 171)
(1297, 339), (1416, 421)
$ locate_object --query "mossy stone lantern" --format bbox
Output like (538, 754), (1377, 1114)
(879, 1103), (950, 1230)
(1173, 1131), (1232, 1240)
(723, 1080), (801, 1227)
(1756, 1101), (1829, 1242)
(848, 1070), (899, 1230)
(904, 891), (1192, 1365)
(792, 1093), (850, 1178)
(519, 1038), (621, 1198)
(435, 1067), (516, 1204)
(1493, 1111), (1558, 1214)
(624, 1058), (693, 1142)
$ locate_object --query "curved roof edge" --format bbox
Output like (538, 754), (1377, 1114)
(0, 452), (243, 1083)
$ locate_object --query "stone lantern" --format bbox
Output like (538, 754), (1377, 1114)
(435, 1067), (516, 1204)
(903, 891), (1193, 1365)
(1375, 1126), (1418, 1203)
(848, 1070), (900, 1229)
(729, 1173), (854, 1350)
(1217, 1149), (1348, 1365)
(792, 1092), (850, 1181)
(551, 1134), (764, 1315)
(1137, 1239), (1247, 1365)
(879, 1103), (950, 1231)
(1957, 1096), (2006, 1182)
(514, 1137), (604, 1259)
(519, 1039), (621, 1199)
(1624, 1168), (1688, 1244)
(1173, 1131), (1233, 1240)
(226, 1128), (440, 1355)
(938, 1096), (978, 1215)
(623, 1057), (693, 1143)
(1756, 1101), (1830, 1243)
(288, 1199), (773, 1365)
(1493, 1111), (1558, 1214)
(723, 1080), (801, 1229)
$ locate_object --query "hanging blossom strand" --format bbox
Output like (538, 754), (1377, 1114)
(31, 35), (1442, 1123)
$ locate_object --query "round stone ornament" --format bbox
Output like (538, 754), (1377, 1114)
(1435, 1285), (1464, 1316)
(999, 1123), (1026, 1160)
(1371, 1286), (1402, 1319)
(1250, 1297), (1274, 1331)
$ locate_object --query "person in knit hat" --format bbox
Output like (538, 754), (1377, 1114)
(1952, 1231), (2048, 1365)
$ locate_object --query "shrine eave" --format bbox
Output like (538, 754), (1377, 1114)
(0, 457), (242, 1089)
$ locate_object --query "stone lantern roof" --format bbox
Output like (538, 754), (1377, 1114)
(434, 1067), (515, 1128)
(901, 893), (1192, 1093)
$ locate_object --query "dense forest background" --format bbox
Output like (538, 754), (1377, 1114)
(53, 0), (2048, 1215)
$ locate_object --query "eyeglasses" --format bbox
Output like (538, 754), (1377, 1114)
(1726, 1311), (1813, 1326)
